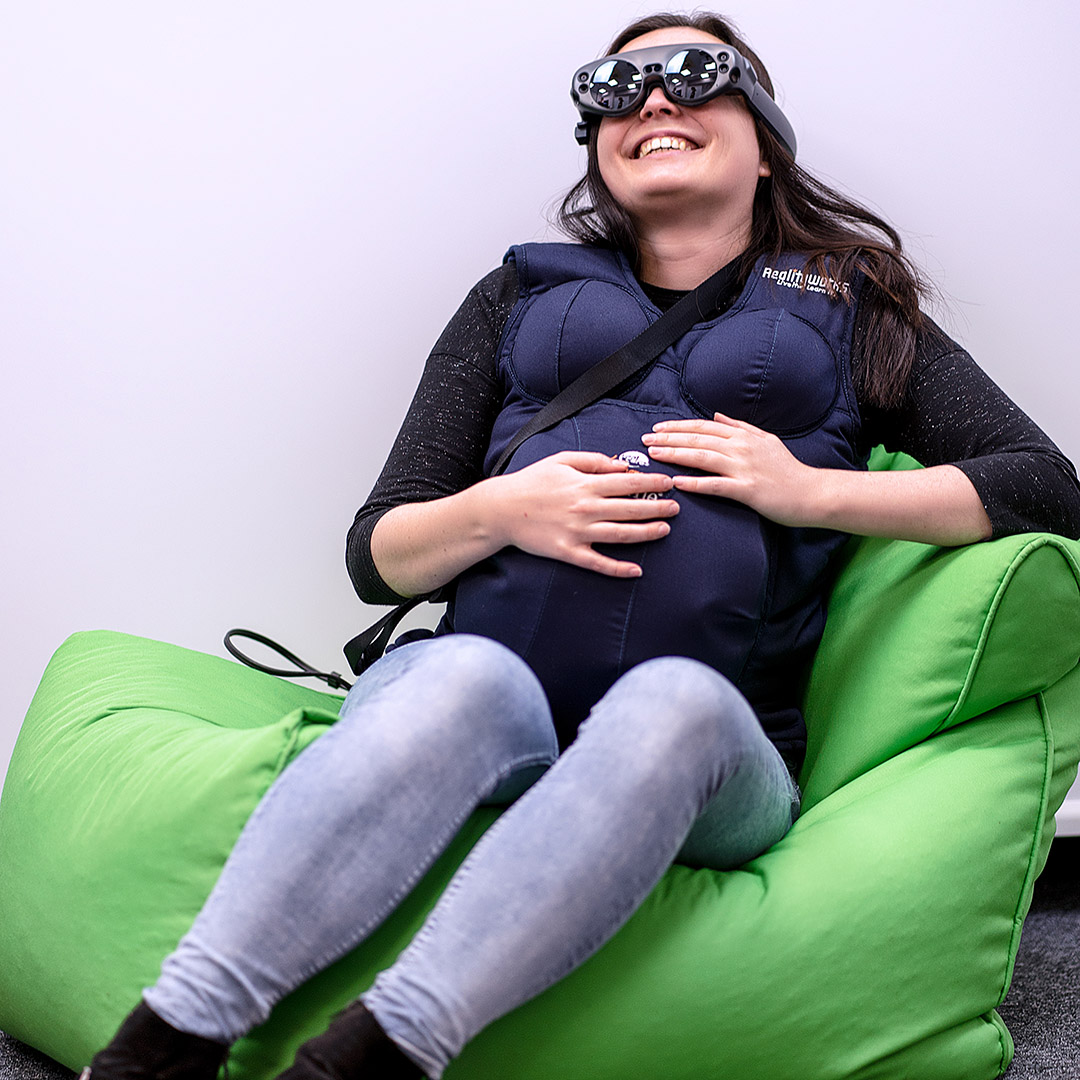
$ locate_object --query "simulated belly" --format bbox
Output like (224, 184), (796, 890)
(450, 407), (772, 733)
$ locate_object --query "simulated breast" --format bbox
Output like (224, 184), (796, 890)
(682, 308), (840, 435)
(505, 280), (651, 400)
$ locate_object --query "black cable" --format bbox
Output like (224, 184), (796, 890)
(224, 628), (352, 691)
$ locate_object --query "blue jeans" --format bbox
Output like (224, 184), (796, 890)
(144, 634), (799, 1078)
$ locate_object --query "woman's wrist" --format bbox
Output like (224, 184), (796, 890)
(370, 478), (509, 597)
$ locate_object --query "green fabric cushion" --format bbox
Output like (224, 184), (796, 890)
(2, 525), (1079, 1080)
(801, 532), (1080, 806)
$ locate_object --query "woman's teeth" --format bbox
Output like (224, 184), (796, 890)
(637, 136), (694, 159)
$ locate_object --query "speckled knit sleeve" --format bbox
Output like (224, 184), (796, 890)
(857, 312), (1080, 540)
(345, 263), (519, 604)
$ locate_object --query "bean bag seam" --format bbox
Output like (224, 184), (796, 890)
(987, 1008), (1012, 1077)
(268, 716), (318, 785)
(997, 689), (1054, 1010)
(938, 535), (1080, 735)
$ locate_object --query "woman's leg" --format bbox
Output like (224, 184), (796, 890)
(359, 657), (798, 1079)
(676, 714), (800, 871)
(140, 634), (558, 1044)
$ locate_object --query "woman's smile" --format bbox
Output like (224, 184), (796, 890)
(635, 135), (699, 159)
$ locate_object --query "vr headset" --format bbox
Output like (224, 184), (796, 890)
(571, 42), (797, 160)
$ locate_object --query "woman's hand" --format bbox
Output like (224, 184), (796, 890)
(640, 411), (992, 544)
(642, 412), (814, 526)
(371, 450), (680, 597)
(492, 451), (680, 577)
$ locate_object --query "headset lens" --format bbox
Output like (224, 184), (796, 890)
(587, 58), (644, 112)
(663, 48), (720, 101)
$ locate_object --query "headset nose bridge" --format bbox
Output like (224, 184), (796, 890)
(638, 75), (677, 115)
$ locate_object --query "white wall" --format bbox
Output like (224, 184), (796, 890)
(3, 1), (1079, 799)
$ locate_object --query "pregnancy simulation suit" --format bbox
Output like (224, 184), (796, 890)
(446, 242), (866, 761)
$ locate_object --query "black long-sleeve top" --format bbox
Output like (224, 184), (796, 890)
(348, 261), (1080, 605)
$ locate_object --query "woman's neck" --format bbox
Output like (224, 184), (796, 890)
(635, 218), (751, 290)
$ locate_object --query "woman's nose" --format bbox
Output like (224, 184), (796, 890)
(638, 84), (678, 119)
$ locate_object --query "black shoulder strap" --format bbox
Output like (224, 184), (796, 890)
(490, 259), (739, 476)
(342, 595), (428, 677)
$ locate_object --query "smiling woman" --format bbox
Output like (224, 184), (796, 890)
(82, 9), (1080, 1080)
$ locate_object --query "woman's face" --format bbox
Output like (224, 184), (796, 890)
(595, 26), (770, 232)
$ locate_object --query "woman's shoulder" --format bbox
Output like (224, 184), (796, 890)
(471, 260), (520, 313)
(906, 312), (968, 369)
(504, 241), (629, 292)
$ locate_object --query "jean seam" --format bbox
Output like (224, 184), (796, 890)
(285, 749), (557, 988)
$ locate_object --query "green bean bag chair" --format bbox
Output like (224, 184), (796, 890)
(2, 455), (1079, 1080)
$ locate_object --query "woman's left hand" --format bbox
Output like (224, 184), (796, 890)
(641, 412), (815, 527)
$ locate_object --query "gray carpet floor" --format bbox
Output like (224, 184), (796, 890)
(2, 838), (1077, 1079)
(997, 836), (1080, 1078)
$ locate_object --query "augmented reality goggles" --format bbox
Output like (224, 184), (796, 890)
(571, 42), (797, 159)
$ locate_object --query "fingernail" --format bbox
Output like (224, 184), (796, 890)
(641, 433), (654, 444)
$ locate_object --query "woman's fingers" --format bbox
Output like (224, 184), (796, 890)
(642, 413), (771, 474)
(645, 444), (729, 471)
(670, 475), (739, 496)
(549, 450), (637, 473)
(641, 415), (813, 523)
(559, 519), (673, 577)
(519, 451), (681, 517)
(643, 420), (735, 464)
(588, 518), (673, 543)
(649, 412), (743, 435)
(589, 468), (675, 497)
(567, 549), (646, 577)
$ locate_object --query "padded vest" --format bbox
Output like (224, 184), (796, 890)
(447, 242), (866, 756)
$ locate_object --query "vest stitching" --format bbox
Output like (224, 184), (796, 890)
(835, 278), (866, 426)
(553, 280), (590, 393)
(734, 519), (780, 688)
(747, 309), (783, 426)
(613, 543), (646, 679)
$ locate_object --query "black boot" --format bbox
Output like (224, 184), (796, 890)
(80, 1001), (229, 1080)
(276, 1001), (423, 1080)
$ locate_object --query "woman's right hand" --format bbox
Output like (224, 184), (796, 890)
(490, 451), (679, 578)
(370, 451), (680, 597)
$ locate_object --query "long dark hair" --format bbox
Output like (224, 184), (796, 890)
(556, 12), (930, 408)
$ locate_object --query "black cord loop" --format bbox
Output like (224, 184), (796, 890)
(224, 628), (352, 691)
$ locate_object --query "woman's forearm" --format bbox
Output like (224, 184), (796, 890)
(806, 463), (992, 545)
(370, 482), (508, 598)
